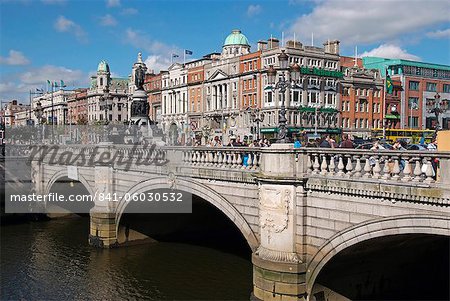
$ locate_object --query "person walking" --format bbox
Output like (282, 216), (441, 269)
(339, 134), (354, 149)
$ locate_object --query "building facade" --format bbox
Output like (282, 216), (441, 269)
(340, 56), (384, 138)
(67, 88), (88, 124)
(87, 60), (129, 123)
(363, 57), (450, 130)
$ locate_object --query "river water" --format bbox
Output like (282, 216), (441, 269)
(1, 217), (253, 300)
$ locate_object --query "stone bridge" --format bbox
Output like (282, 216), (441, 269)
(22, 143), (450, 300)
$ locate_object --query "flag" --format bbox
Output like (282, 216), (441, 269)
(172, 54), (179, 58)
(185, 50), (193, 55)
(36, 88), (43, 92)
(386, 74), (393, 94)
(60, 80), (66, 87)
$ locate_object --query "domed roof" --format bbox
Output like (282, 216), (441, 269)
(223, 30), (250, 46)
(97, 60), (110, 72)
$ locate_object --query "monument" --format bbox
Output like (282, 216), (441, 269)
(127, 52), (153, 143)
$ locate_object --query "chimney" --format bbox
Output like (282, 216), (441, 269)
(323, 40), (340, 55)
(267, 37), (279, 49)
(286, 40), (302, 49)
(257, 40), (268, 51)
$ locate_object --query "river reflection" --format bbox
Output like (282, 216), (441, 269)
(1, 217), (252, 300)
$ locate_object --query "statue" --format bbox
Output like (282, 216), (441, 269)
(134, 65), (145, 90)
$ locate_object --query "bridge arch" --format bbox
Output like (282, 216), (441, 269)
(45, 169), (94, 196)
(115, 176), (259, 251)
(306, 214), (450, 296)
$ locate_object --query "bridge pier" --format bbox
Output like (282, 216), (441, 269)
(252, 144), (308, 300)
(89, 211), (118, 248)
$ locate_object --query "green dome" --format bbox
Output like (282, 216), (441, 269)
(97, 60), (110, 72)
(223, 30), (250, 46)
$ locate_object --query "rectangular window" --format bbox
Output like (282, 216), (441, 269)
(266, 91), (273, 103)
(409, 116), (419, 128)
(444, 84), (450, 93)
(409, 81), (419, 91)
(426, 82), (436, 92)
(408, 97), (419, 108)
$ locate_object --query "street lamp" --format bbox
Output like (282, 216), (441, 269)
(34, 100), (43, 142)
(409, 100), (418, 129)
(266, 49), (301, 143)
(248, 107), (265, 140)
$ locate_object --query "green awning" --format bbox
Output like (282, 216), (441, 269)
(320, 108), (338, 113)
(260, 127), (278, 133)
(298, 106), (316, 112)
(385, 114), (400, 119)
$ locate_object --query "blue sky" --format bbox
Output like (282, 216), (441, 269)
(1, 0), (449, 103)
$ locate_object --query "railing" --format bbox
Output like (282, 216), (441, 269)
(179, 147), (261, 170)
(300, 148), (449, 184)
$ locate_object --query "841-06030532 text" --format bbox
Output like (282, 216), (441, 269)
(95, 192), (184, 202)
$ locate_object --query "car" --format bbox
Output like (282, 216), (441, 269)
(406, 144), (427, 151)
(356, 143), (393, 150)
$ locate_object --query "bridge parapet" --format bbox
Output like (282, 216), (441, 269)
(298, 148), (450, 206)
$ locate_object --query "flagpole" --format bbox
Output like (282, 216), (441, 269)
(382, 69), (387, 140)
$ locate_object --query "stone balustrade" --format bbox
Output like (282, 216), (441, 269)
(299, 148), (450, 184)
(179, 146), (261, 170)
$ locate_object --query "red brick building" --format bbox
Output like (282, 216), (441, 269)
(340, 56), (384, 138)
(144, 72), (163, 125)
(67, 89), (88, 124)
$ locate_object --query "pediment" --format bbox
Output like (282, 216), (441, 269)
(168, 63), (184, 71)
(208, 69), (228, 81)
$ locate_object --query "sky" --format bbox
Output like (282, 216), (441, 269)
(1, 0), (449, 104)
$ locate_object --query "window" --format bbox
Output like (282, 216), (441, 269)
(426, 82), (436, 92)
(409, 81), (419, 90)
(408, 97), (419, 108)
(444, 84), (450, 93)
(355, 101), (359, 112)
(266, 91), (273, 103)
(409, 116), (419, 128)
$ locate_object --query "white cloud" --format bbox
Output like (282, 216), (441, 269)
(106, 0), (120, 7)
(0, 50), (30, 65)
(0, 65), (87, 102)
(121, 7), (138, 15)
(99, 14), (117, 26)
(124, 28), (182, 73)
(144, 55), (172, 73)
(288, 0), (450, 45)
(426, 28), (450, 39)
(360, 44), (421, 61)
(247, 4), (262, 17)
(54, 16), (87, 42)
(20, 65), (85, 85)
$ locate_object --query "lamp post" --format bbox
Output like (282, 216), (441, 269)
(266, 49), (301, 143)
(430, 92), (443, 132)
(100, 88), (111, 142)
(409, 100), (418, 129)
(248, 107), (265, 140)
(34, 100), (43, 142)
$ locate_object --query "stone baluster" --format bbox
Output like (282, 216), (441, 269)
(412, 157), (422, 182)
(353, 156), (362, 178)
(328, 155), (336, 176)
(391, 157), (401, 181)
(401, 157), (412, 182)
(200, 151), (205, 165)
(372, 157), (381, 179)
(336, 155), (345, 176)
(236, 152), (242, 168)
(307, 154), (313, 174)
(345, 155), (353, 178)
(381, 156), (390, 180)
(222, 151), (230, 167)
(424, 159), (435, 183)
(320, 154), (328, 175)
(217, 151), (223, 167)
(246, 153), (253, 169)
(252, 153), (259, 170)
(312, 154), (320, 174)
(363, 155), (372, 178)
(231, 151), (237, 168)
(227, 151), (232, 167)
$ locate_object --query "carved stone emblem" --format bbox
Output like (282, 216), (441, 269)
(260, 187), (291, 243)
